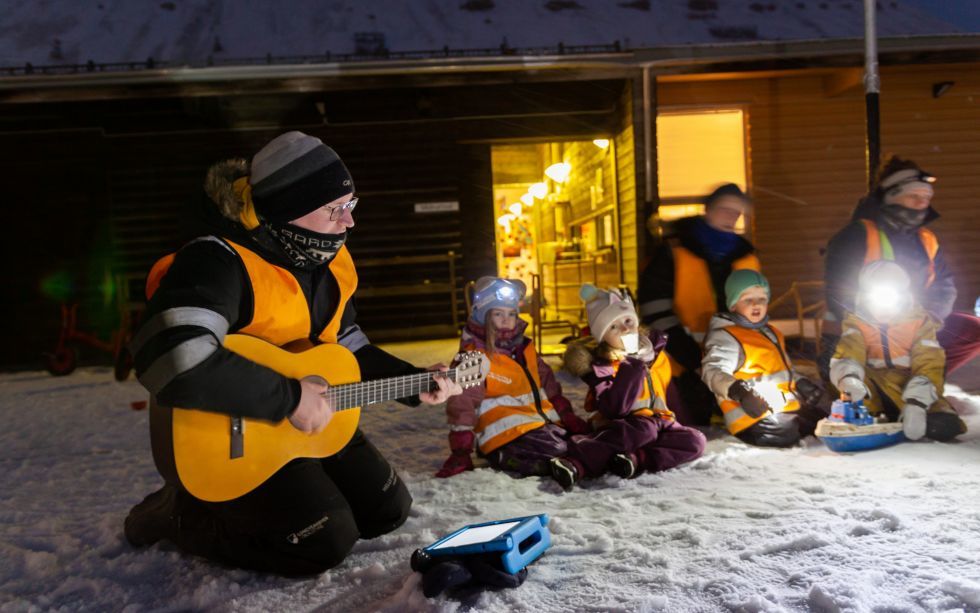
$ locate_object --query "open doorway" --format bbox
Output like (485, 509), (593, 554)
(491, 139), (621, 336)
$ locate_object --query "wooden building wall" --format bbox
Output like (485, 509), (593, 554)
(0, 80), (628, 368)
(658, 62), (980, 314)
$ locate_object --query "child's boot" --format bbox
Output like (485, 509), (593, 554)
(609, 452), (638, 479)
(549, 457), (580, 491)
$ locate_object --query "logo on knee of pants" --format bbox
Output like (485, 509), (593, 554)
(286, 513), (330, 544)
(381, 467), (398, 492)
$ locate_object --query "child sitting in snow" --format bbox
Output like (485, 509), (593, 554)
(701, 270), (829, 447)
(558, 284), (706, 490)
(436, 276), (592, 480)
(830, 260), (966, 442)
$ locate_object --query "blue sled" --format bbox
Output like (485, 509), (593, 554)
(412, 514), (551, 575)
(815, 399), (906, 453)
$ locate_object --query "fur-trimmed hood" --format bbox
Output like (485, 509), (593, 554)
(562, 337), (599, 378)
(203, 158), (250, 224)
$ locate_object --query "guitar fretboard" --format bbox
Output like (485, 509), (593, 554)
(326, 368), (460, 410)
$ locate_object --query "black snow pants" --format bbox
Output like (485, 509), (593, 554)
(172, 429), (412, 576)
(735, 403), (830, 448)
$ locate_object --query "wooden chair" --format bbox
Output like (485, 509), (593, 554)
(768, 280), (827, 362)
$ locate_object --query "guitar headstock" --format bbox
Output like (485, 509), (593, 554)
(453, 351), (490, 389)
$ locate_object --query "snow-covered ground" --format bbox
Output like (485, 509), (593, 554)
(1, 339), (978, 612)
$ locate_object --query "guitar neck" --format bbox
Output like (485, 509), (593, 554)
(328, 368), (458, 410)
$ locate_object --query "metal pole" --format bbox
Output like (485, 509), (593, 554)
(864, 0), (881, 190)
(642, 66), (654, 215)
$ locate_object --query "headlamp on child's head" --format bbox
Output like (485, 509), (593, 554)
(471, 277), (527, 323)
(865, 283), (903, 317)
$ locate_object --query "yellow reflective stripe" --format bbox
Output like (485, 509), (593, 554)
(477, 388), (549, 413)
(869, 355), (911, 368)
(919, 339), (941, 349)
(476, 411), (557, 446)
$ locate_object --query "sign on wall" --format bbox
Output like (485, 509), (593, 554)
(414, 201), (460, 214)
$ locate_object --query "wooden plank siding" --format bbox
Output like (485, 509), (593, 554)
(0, 80), (626, 367)
(658, 62), (980, 315)
(615, 80), (640, 291)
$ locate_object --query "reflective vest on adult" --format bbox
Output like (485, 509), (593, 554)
(586, 350), (676, 426)
(475, 342), (558, 454)
(718, 325), (800, 435)
(861, 219), (939, 287)
(146, 238), (358, 346)
(843, 315), (929, 371)
(672, 246), (761, 341)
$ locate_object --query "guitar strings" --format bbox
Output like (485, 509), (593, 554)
(326, 367), (467, 410)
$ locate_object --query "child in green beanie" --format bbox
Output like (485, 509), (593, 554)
(700, 270), (829, 447)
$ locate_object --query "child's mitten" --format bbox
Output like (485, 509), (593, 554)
(837, 374), (870, 402)
(728, 380), (770, 418)
(901, 401), (928, 441)
(794, 378), (824, 407)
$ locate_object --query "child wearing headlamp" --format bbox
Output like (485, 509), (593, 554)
(558, 284), (705, 490)
(436, 277), (592, 481)
(830, 260), (966, 441)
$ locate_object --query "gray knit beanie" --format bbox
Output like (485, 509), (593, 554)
(581, 283), (637, 342)
(249, 131), (355, 223)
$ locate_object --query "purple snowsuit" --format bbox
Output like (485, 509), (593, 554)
(563, 345), (706, 478)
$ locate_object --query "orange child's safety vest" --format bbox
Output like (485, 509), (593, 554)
(474, 342), (559, 454)
(718, 325), (800, 435)
(146, 238), (358, 346)
(672, 246), (761, 340)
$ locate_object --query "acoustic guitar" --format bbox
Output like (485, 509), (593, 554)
(150, 334), (489, 502)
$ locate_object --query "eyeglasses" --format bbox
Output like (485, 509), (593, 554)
(325, 196), (358, 221)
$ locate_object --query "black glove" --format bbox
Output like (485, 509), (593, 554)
(665, 324), (703, 373)
(727, 380), (770, 418)
(413, 551), (528, 598)
(794, 378), (824, 407)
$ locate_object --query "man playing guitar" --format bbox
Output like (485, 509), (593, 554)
(125, 131), (462, 576)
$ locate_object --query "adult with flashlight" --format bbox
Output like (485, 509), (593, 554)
(824, 156), (980, 376)
(829, 261), (966, 441)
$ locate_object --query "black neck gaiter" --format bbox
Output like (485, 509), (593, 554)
(880, 204), (928, 232)
(264, 221), (347, 270)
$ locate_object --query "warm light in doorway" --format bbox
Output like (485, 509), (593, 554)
(593, 139), (610, 149)
(508, 202), (523, 216)
(520, 193), (534, 206)
(528, 182), (548, 199)
(545, 162), (572, 183)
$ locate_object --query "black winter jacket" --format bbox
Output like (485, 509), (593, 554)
(132, 162), (421, 422)
(824, 193), (955, 322)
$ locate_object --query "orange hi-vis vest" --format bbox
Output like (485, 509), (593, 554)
(719, 325), (800, 435)
(861, 219), (939, 287)
(586, 350), (675, 427)
(474, 342), (558, 454)
(672, 246), (760, 340)
(146, 238), (358, 346)
(846, 315), (929, 371)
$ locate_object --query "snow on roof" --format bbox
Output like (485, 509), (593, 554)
(0, 0), (961, 68)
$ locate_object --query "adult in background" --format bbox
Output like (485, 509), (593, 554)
(124, 131), (461, 576)
(822, 156), (980, 378)
(638, 183), (761, 426)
